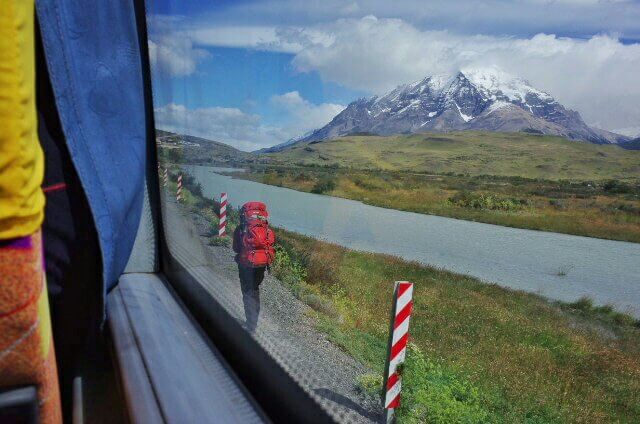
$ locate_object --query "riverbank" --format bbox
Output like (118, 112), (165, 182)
(173, 171), (640, 423)
(232, 167), (640, 243)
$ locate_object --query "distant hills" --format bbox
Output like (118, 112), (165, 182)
(269, 67), (634, 151)
(156, 129), (254, 164)
(625, 137), (640, 150)
(156, 126), (640, 180)
(265, 132), (640, 181)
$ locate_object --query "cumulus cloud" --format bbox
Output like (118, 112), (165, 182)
(148, 16), (211, 76)
(154, 103), (274, 151)
(288, 17), (640, 131)
(154, 93), (344, 151)
(270, 91), (345, 137)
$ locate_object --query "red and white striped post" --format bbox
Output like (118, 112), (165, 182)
(163, 168), (168, 187)
(218, 192), (228, 237)
(383, 281), (414, 422)
(176, 174), (183, 202)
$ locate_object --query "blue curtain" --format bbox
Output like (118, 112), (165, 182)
(37, 1), (146, 295)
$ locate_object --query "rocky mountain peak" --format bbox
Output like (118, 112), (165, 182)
(267, 67), (631, 151)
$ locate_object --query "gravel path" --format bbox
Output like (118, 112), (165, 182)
(162, 194), (383, 423)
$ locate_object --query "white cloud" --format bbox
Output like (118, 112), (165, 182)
(147, 15), (211, 76)
(186, 26), (301, 53)
(270, 91), (345, 137)
(154, 103), (274, 151)
(154, 94), (344, 151)
(184, 25), (334, 54)
(148, 33), (210, 76)
(286, 17), (640, 131)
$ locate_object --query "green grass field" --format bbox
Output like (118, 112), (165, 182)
(266, 132), (640, 181)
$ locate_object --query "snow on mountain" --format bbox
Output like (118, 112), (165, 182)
(290, 67), (630, 149)
(462, 66), (553, 103)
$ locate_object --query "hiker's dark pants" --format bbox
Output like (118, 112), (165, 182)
(238, 266), (265, 332)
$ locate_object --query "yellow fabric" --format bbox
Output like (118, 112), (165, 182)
(0, 0), (45, 239)
(37, 275), (53, 358)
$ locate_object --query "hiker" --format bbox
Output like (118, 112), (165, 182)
(232, 202), (276, 331)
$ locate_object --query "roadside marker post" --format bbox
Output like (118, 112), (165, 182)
(382, 281), (414, 423)
(163, 168), (168, 187)
(219, 192), (228, 237)
(176, 174), (183, 202)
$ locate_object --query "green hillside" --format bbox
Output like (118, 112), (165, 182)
(156, 129), (254, 166)
(267, 132), (640, 181)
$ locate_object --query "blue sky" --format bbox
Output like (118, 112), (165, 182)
(147, 0), (640, 150)
(151, 47), (363, 123)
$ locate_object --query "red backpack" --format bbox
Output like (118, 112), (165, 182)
(233, 201), (276, 268)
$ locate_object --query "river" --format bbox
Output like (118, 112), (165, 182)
(185, 165), (640, 318)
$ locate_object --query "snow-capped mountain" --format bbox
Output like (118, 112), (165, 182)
(294, 67), (629, 147)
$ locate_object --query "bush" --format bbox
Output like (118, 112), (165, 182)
(448, 191), (530, 212)
(311, 177), (337, 194)
(272, 244), (307, 285)
(602, 180), (637, 194)
(565, 297), (640, 328)
(569, 296), (593, 311)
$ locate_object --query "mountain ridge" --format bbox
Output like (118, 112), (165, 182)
(283, 67), (631, 150)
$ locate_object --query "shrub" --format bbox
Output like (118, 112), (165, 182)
(602, 180), (637, 194)
(311, 177), (337, 194)
(565, 297), (640, 328)
(272, 244), (307, 285)
(448, 191), (530, 212)
(569, 296), (593, 311)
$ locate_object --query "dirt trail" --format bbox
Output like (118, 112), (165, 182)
(162, 194), (382, 423)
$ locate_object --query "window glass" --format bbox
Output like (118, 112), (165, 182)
(147, 2), (640, 422)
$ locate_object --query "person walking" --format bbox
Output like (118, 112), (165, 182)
(232, 202), (275, 332)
